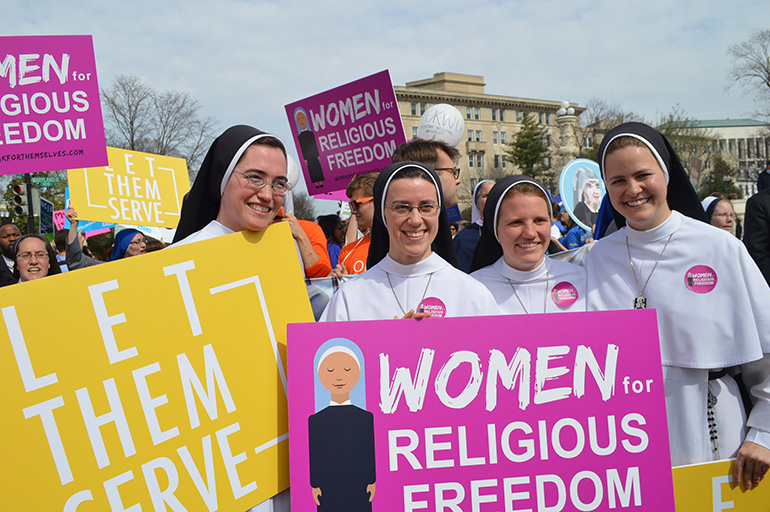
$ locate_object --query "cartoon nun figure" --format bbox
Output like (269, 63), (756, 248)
(308, 342), (375, 511)
(294, 106), (325, 187)
(572, 166), (602, 229)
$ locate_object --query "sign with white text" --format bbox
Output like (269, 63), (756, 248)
(288, 310), (675, 511)
(0, 223), (313, 511)
(0, 35), (108, 174)
(285, 70), (406, 196)
(673, 459), (769, 511)
(67, 147), (189, 228)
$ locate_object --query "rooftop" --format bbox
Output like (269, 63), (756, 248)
(693, 119), (767, 128)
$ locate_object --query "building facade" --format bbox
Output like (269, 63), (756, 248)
(395, 72), (583, 213)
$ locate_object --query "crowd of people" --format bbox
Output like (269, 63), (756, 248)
(3, 121), (769, 509)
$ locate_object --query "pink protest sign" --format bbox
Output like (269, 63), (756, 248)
(285, 70), (407, 195)
(0, 35), (108, 175)
(288, 310), (675, 512)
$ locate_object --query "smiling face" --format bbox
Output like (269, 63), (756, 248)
(384, 176), (440, 265)
(603, 145), (671, 231)
(216, 144), (287, 232)
(16, 237), (51, 282)
(497, 191), (552, 271)
(710, 200), (735, 232)
(318, 351), (361, 404)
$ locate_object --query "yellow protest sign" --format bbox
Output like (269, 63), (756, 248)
(0, 223), (313, 511)
(67, 147), (190, 227)
(673, 459), (769, 511)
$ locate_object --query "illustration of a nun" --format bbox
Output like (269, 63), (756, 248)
(308, 342), (375, 511)
(294, 106), (325, 187)
(572, 166), (602, 229)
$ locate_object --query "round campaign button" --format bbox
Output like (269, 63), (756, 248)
(684, 265), (717, 294)
(418, 297), (447, 318)
(551, 281), (579, 307)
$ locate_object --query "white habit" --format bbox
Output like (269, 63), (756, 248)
(586, 211), (770, 466)
(472, 257), (587, 315)
(321, 253), (500, 321)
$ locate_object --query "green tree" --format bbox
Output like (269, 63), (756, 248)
(655, 105), (716, 190)
(1, 170), (67, 234)
(505, 112), (550, 179)
(698, 156), (743, 199)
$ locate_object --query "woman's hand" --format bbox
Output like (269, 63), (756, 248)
(330, 262), (349, 279)
(733, 441), (770, 490)
(395, 309), (432, 320)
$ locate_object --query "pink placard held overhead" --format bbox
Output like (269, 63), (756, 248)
(288, 310), (675, 512)
(0, 35), (108, 175)
(285, 70), (407, 196)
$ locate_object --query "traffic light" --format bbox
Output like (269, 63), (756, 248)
(11, 183), (27, 216)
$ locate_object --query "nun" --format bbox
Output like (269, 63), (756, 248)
(572, 166), (601, 228)
(470, 176), (586, 314)
(453, 179), (495, 272)
(172, 125), (291, 512)
(702, 195), (736, 233)
(585, 122), (770, 489)
(320, 162), (498, 321)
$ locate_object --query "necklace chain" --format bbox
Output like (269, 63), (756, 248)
(626, 233), (673, 309)
(385, 271), (434, 316)
(507, 267), (549, 315)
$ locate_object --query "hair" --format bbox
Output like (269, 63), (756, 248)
(604, 135), (648, 156)
(250, 135), (287, 158)
(12, 234), (61, 281)
(500, 183), (551, 221)
(317, 214), (341, 240)
(54, 230), (67, 252)
(145, 239), (165, 252)
(346, 172), (379, 198)
(450, 222), (458, 230)
(391, 139), (461, 167)
(551, 201), (561, 218)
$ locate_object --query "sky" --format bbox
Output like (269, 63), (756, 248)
(2, 0), (769, 211)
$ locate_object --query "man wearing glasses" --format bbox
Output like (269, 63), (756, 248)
(331, 173), (378, 276)
(391, 139), (462, 209)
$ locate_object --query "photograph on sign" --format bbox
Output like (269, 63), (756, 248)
(288, 310), (676, 512)
(0, 223), (313, 511)
(67, 147), (190, 228)
(285, 70), (407, 196)
(0, 35), (108, 174)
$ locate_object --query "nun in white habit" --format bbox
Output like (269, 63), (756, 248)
(321, 162), (498, 321)
(172, 125), (293, 512)
(470, 175), (586, 314)
(586, 122), (770, 489)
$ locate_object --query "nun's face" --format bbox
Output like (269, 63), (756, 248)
(296, 111), (307, 130)
(497, 192), (551, 271)
(711, 200), (735, 232)
(604, 145), (670, 231)
(16, 237), (50, 282)
(582, 179), (601, 207)
(384, 176), (439, 265)
(318, 351), (360, 399)
(124, 233), (146, 257)
(217, 144), (287, 232)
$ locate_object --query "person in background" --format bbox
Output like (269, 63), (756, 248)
(559, 213), (592, 250)
(744, 186), (770, 286)
(391, 139), (462, 209)
(13, 234), (61, 283)
(53, 230), (69, 272)
(453, 180), (494, 272)
(449, 222), (458, 238)
(0, 223), (21, 286)
(145, 238), (165, 252)
(66, 207), (146, 269)
(757, 160), (770, 193)
(331, 173), (378, 277)
(318, 214), (344, 268)
(550, 201), (566, 238)
(702, 195), (736, 234)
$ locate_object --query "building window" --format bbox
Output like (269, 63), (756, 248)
(474, 107), (480, 120)
(468, 130), (473, 141)
(493, 131), (499, 144)
(476, 130), (482, 142)
(500, 109), (506, 122)
(411, 103), (417, 116)
(469, 154), (475, 168)
(546, 134), (552, 147)
(420, 103), (427, 115)
(705, 160), (712, 170)
(492, 109), (498, 121)
(412, 126), (419, 138)
(545, 113), (551, 125)
(501, 132), (507, 144)
(516, 111), (522, 123)
(467, 107), (472, 119)
(494, 154), (501, 167)
(477, 154), (484, 168)
(539, 113), (545, 124)
(583, 137), (593, 149)
(502, 155), (508, 168)
(470, 178), (478, 189)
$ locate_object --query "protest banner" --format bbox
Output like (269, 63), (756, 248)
(0, 222), (313, 511)
(673, 459), (769, 511)
(285, 70), (407, 196)
(288, 310), (675, 511)
(0, 35), (108, 174)
(67, 147), (190, 228)
(559, 159), (605, 232)
(39, 196), (54, 233)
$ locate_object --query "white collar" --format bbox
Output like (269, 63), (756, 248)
(329, 400), (352, 406)
(493, 256), (549, 283)
(624, 210), (684, 243)
(377, 253), (448, 277)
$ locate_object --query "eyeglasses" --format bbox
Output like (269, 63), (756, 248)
(129, 238), (147, 245)
(234, 171), (291, 195)
(386, 203), (440, 216)
(349, 196), (373, 212)
(17, 251), (49, 261)
(434, 167), (461, 179)
(713, 213), (736, 219)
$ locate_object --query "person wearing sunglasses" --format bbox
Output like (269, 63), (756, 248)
(331, 173), (379, 277)
(321, 162), (495, 321)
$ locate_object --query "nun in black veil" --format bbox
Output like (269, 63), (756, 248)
(321, 161), (497, 321)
